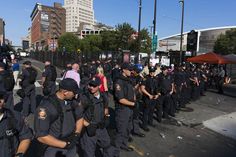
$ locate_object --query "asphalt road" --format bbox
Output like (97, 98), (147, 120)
(14, 58), (236, 157)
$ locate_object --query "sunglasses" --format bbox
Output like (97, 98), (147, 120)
(88, 84), (98, 88)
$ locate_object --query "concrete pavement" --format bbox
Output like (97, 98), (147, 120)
(15, 58), (236, 157)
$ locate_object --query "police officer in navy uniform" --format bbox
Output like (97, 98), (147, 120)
(0, 62), (15, 110)
(114, 63), (135, 153)
(80, 76), (116, 157)
(19, 61), (37, 117)
(0, 91), (32, 157)
(189, 64), (200, 101)
(42, 60), (57, 96)
(129, 66), (145, 137)
(141, 66), (161, 131)
(158, 66), (175, 119)
(34, 78), (83, 157)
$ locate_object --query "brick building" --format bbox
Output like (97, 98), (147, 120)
(30, 3), (66, 51)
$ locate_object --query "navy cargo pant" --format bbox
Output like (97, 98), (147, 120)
(22, 84), (36, 117)
(114, 105), (133, 149)
(5, 91), (14, 110)
(142, 99), (156, 127)
(43, 146), (76, 157)
(43, 81), (57, 96)
(130, 101), (142, 134)
(80, 128), (116, 157)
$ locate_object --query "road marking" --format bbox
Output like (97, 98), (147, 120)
(35, 81), (41, 87)
(128, 144), (145, 156)
(32, 65), (43, 73)
(13, 78), (61, 90)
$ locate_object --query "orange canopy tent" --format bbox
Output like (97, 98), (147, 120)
(187, 52), (231, 64)
(223, 54), (236, 64)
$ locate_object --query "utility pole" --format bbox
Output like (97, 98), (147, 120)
(136, 0), (142, 63)
(52, 34), (55, 65)
(152, 0), (158, 62)
(153, 0), (157, 37)
(179, 0), (185, 64)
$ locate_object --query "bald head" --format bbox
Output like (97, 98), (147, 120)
(72, 63), (79, 71)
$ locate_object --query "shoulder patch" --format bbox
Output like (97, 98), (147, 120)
(115, 84), (121, 91)
(38, 108), (47, 120)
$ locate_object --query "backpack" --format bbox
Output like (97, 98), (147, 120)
(0, 71), (15, 91)
(50, 66), (57, 82)
(27, 67), (38, 84)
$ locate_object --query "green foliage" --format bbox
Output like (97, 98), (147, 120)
(100, 30), (117, 51)
(57, 22), (152, 60)
(115, 23), (135, 50)
(58, 32), (79, 53)
(80, 35), (102, 59)
(214, 29), (236, 55)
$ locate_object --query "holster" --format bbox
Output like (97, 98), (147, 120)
(86, 123), (97, 137)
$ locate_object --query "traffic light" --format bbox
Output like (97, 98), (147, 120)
(187, 30), (198, 52)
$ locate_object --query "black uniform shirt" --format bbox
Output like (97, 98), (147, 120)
(158, 73), (173, 94)
(42, 65), (52, 82)
(82, 92), (107, 124)
(0, 110), (32, 157)
(34, 96), (77, 139)
(20, 68), (31, 87)
(114, 75), (135, 103)
(141, 75), (160, 96)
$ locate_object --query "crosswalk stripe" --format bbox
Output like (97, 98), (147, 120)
(13, 78), (62, 90)
(35, 81), (41, 87)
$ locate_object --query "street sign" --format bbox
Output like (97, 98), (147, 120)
(152, 34), (158, 52)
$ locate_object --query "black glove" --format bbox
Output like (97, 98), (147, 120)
(15, 153), (24, 157)
(64, 133), (80, 149)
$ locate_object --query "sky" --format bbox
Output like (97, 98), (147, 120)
(0, 0), (236, 45)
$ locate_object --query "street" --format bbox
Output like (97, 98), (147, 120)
(14, 58), (236, 157)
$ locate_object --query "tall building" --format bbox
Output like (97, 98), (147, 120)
(64, 0), (94, 32)
(0, 18), (5, 46)
(30, 3), (66, 50)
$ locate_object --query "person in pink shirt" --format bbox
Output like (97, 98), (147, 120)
(63, 63), (80, 87)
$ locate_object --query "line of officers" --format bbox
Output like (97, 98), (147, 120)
(0, 60), (209, 157)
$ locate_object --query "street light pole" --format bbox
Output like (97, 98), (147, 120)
(136, 0), (142, 63)
(153, 0), (157, 37)
(179, 0), (185, 64)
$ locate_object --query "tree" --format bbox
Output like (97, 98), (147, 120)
(115, 23), (135, 50)
(58, 32), (79, 53)
(100, 30), (117, 51)
(80, 35), (102, 60)
(129, 28), (151, 54)
(214, 29), (236, 55)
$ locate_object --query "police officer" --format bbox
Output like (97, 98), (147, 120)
(130, 66), (145, 137)
(114, 63), (135, 152)
(217, 66), (225, 94)
(42, 60), (57, 96)
(80, 76), (116, 157)
(34, 78), (83, 157)
(158, 66), (175, 119)
(0, 62), (15, 110)
(0, 91), (33, 157)
(189, 64), (200, 101)
(19, 61), (37, 117)
(141, 66), (161, 131)
(173, 64), (186, 109)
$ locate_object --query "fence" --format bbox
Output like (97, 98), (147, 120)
(30, 51), (81, 68)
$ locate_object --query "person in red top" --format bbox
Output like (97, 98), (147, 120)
(96, 66), (108, 94)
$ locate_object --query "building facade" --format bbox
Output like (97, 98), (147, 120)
(30, 3), (66, 50)
(64, 0), (94, 32)
(158, 26), (236, 56)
